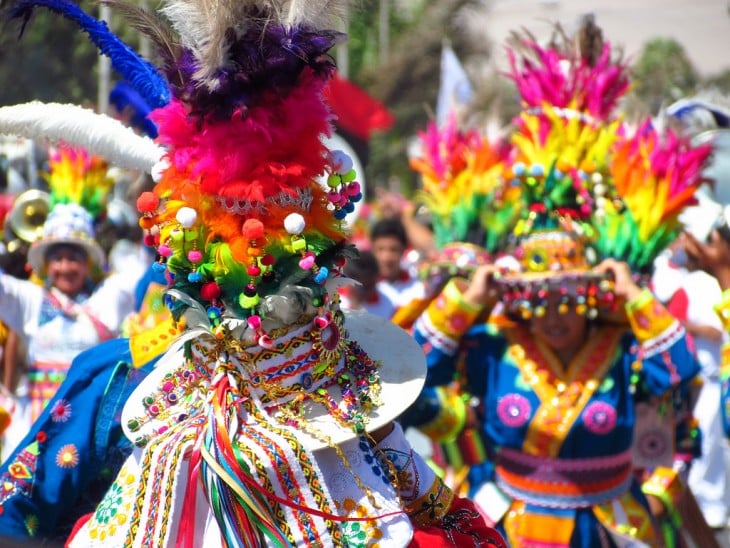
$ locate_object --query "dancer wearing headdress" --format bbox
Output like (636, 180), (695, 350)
(407, 21), (709, 547)
(0, 0), (505, 545)
(0, 145), (143, 457)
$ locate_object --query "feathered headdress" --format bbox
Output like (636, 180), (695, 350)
(409, 113), (517, 254)
(493, 19), (711, 319)
(44, 146), (114, 220)
(26, 145), (114, 273)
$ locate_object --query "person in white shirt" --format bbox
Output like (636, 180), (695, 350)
(370, 218), (426, 310)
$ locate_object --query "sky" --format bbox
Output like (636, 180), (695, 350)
(480, 0), (730, 76)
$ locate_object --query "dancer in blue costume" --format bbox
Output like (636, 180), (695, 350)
(403, 20), (710, 548)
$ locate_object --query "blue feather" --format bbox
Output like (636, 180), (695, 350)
(7, 0), (170, 109)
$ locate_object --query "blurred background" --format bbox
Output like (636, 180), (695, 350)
(2, 0), (730, 202)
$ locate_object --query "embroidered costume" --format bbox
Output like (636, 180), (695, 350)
(403, 19), (709, 548)
(408, 284), (698, 546)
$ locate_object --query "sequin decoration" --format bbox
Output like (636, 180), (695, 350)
(497, 394), (532, 428)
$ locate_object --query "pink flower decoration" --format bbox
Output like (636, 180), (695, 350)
(583, 401), (617, 435)
(50, 399), (72, 423)
(497, 394), (531, 428)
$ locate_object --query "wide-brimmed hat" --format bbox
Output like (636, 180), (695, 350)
(123, 306), (425, 450)
(27, 202), (105, 273)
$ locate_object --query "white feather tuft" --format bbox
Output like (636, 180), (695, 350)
(0, 102), (165, 173)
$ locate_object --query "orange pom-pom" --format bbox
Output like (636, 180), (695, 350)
(139, 217), (157, 230)
(242, 219), (265, 240)
(137, 191), (160, 214)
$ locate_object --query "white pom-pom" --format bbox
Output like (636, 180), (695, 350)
(284, 213), (306, 235)
(151, 159), (170, 182)
(329, 150), (353, 173)
(176, 207), (198, 228)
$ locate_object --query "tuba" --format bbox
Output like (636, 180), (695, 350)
(4, 189), (50, 251)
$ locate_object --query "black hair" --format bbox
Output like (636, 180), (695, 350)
(370, 218), (407, 248)
(44, 243), (88, 262)
(344, 249), (380, 282)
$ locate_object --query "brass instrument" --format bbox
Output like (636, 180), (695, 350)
(4, 189), (50, 252)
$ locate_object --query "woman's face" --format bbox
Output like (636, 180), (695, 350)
(45, 244), (90, 297)
(529, 293), (589, 357)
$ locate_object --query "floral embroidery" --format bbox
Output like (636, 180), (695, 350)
(336, 498), (384, 547)
(88, 465), (136, 541)
(582, 402), (617, 435)
(24, 514), (39, 537)
(56, 444), (80, 468)
(0, 439), (42, 507)
(497, 394), (532, 428)
(50, 399), (72, 422)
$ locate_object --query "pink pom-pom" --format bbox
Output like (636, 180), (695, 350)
(258, 335), (275, 349)
(299, 252), (316, 270)
(158, 244), (172, 257)
(247, 315), (262, 330)
(313, 316), (330, 329)
(347, 182), (361, 196)
(137, 192), (159, 214)
(327, 191), (340, 203)
(242, 219), (265, 240)
(247, 265), (262, 277)
(200, 282), (221, 301)
(260, 254), (275, 267)
(188, 250), (203, 263)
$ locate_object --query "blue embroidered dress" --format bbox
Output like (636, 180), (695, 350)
(0, 338), (154, 542)
(405, 281), (699, 547)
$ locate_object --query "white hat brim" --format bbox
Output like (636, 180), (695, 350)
(28, 236), (105, 273)
(298, 309), (426, 448)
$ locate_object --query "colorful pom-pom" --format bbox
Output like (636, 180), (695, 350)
(247, 315), (262, 330)
(258, 335), (275, 349)
(137, 192), (159, 214)
(314, 266), (329, 284)
(299, 253), (316, 270)
(247, 265), (262, 277)
(200, 282), (221, 301)
(188, 250), (203, 263)
(284, 213), (306, 235)
(330, 150), (353, 173)
(242, 218), (265, 240)
(260, 254), (275, 267)
(158, 244), (173, 257)
(176, 207), (198, 228)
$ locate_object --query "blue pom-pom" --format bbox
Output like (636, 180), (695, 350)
(188, 271), (203, 283)
(344, 202), (355, 213)
(528, 163), (544, 177)
(314, 266), (329, 284)
(152, 262), (166, 272)
(512, 162), (526, 176)
(352, 192), (363, 203)
(207, 306), (222, 319)
(334, 209), (347, 220)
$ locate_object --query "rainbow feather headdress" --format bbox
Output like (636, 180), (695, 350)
(493, 20), (712, 319)
(26, 145), (112, 274)
(5, 1), (426, 546)
(409, 113), (517, 255)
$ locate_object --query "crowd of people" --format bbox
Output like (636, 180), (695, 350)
(0, 1), (729, 547)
